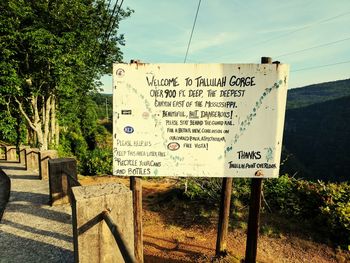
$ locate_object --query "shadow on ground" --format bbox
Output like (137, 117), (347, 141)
(5, 203), (71, 224)
(2, 219), (72, 242)
(0, 165), (26, 171)
(9, 191), (48, 204)
(0, 232), (74, 263)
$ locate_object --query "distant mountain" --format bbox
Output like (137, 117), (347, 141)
(282, 78), (350, 182)
(287, 78), (350, 109)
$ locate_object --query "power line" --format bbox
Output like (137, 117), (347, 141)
(106, 0), (112, 11)
(212, 10), (350, 61)
(91, 0), (116, 54)
(103, 0), (120, 42)
(184, 0), (202, 63)
(292, 59), (350, 72)
(275, 37), (350, 58)
(105, 0), (124, 43)
(247, 11), (350, 50)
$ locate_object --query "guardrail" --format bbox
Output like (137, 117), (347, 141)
(2, 153), (135, 262)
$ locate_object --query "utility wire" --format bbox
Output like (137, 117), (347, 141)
(105, 0), (124, 43)
(106, 0), (112, 11)
(91, 0), (115, 54)
(275, 37), (350, 58)
(259, 10), (350, 46)
(184, 0), (202, 63)
(292, 59), (350, 72)
(103, 0), (120, 42)
(212, 10), (350, 61)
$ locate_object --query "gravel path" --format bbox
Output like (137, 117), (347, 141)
(0, 161), (74, 263)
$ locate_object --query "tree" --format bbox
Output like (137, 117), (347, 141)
(0, 0), (132, 150)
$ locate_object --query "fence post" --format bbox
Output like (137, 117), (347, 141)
(71, 183), (134, 263)
(130, 177), (143, 263)
(39, 150), (57, 180)
(216, 177), (233, 256)
(25, 148), (40, 172)
(19, 146), (29, 166)
(0, 146), (6, 160)
(5, 146), (17, 162)
(48, 158), (77, 206)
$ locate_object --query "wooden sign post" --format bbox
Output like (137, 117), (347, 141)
(245, 177), (263, 263)
(130, 176), (143, 263)
(216, 177), (233, 256)
(244, 57), (272, 263)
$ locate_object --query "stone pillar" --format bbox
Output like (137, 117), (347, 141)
(71, 183), (134, 263)
(25, 148), (40, 172)
(5, 146), (17, 161)
(48, 158), (77, 206)
(39, 150), (58, 180)
(0, 146), (6, 160)
(19, 146), (29, 166)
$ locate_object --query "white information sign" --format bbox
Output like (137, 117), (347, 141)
(113, 63), (289, 178)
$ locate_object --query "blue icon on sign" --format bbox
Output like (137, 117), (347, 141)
(124, 126), (134, 134)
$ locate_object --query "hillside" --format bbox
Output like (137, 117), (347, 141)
(283, 95), (350, 181)
(287, 78), (350, 109)
(283, 78), (350, 182)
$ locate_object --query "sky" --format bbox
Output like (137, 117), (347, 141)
(100, 0), (350, 93)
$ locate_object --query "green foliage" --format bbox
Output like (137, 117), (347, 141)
(0, 111), (17, 144)
(0, 0), (133, 149)
(182, 175), (350, 247)
(182, 177), (251, 205)
(91, 93), (112, 121)
(56, 92), (114, 176)
(265, 176), (350, 247)
(182, 178), (222, 204)
(79, 148), (113, 175)
(58, 129), (88, 159)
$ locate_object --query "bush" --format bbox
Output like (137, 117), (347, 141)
(263, 176), (350, 247)
(182, 177), (252, 205)
(182, 174), (350, 247)
(79, 148), (113, 175)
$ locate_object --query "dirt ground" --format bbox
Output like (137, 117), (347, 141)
(79, 176), (350, 263)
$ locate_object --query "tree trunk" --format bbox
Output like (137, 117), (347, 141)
(55, 122), (60, 146)
(16, 95), (48, 151)
(50, 95), (56, 146)
(43, 95), (51, 150)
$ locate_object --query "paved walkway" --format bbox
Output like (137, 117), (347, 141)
(0, 161), (74, 263)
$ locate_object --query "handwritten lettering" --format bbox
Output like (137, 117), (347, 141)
(229, 76), (255, 87)
(146, 76), (179, 87)
(237, 151), (261, 159)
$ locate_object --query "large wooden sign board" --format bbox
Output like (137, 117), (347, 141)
(113, 63), (289, 178)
